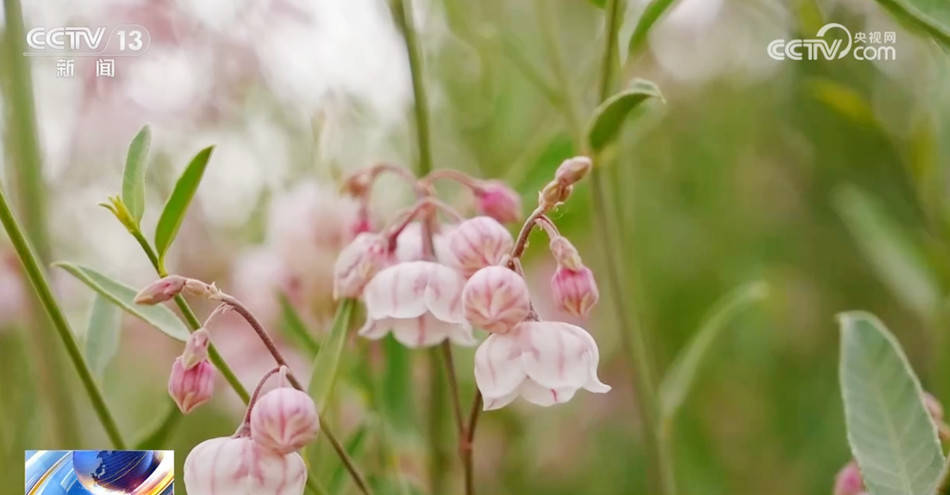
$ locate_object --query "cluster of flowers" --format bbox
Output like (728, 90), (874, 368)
(333, 157), (610, 409)
(135, 277), (320, 494)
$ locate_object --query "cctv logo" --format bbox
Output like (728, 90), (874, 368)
(27, 27), (107, 52)
(767, 23), (896, 61)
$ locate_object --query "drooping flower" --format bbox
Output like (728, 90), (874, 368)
(333, 232), (392, 299)
(393, 221), (455, 264)
(359, 261), (474, 347)
(462, 266), (531, 334)
(250, 382), (321, 454)
(168, 330), (216, 414)
(447, 216), (513, 277)
(183, 436), (306, 495)
(474, 320), (610, 410)
(473, 180), (522, 224)
(833, 461), (866, 495)
(551, 266), (599, 318)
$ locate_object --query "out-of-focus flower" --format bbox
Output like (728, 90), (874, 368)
(551, 266), (599, 318)
(168, 330), (216, 414)
(250, 380), (321, 454)
(833, 460), (866, 495)
(183, 436), (306, 495)
(333, 232), (392, 299)
(462, 266), (531, 334)
(359, 261), (474, 347)
(474, 320), (610, 410)
(473, 180), (522, 224)
(393, 222), (455, 264)
(923, 392), (950, 441)
(447, 216), (513, 277)
(134, 275), (187, 305)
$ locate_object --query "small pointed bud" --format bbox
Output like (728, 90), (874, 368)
(555, 156), (592, 186)
(463, 266), (531, 333)
(538, 182), (573, 210)
(184, 437), (307, 495)
(447, 216), (514, 277)
(551, 266), (599, 317)
(333, 232), (391, 299)
(250, 380), (320, 454)
(168, 356), (215, 414)
(134, 275), (187, 304)
(181, 329), (211, 369)
(833, 461), (865, 495)
(183, 278), (219, 299)
(474, 180), (522, 224)
(549, 236), (583, 271)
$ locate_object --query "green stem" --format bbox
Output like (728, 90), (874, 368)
(0, 184), (126, 448)
(393, 0), (434, 175)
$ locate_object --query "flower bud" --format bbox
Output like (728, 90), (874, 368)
(538, 182), (572, 210)
(184, 436), (306, 495)
(551, 266), (599, 317)
(474, 180), (522, 224)
(447, 216), (513, 277)
(833, 461), (865, 495)
(168, 358), (215, 414)
(250, 385), (320, 454)
(181, 329), (211, 369)
(134, 275), (187, 304)
(333, 232), (391, 298)
(549, 236), (583, 271)
(463, 266), (531, 333)
(555, 156), (592, 186)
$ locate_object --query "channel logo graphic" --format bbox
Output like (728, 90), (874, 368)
(25, 450), (173, 495)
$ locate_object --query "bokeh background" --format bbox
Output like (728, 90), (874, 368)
(2, 0), (950, 493)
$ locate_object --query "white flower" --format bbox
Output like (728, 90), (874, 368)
(394, 221), (455, 263)
(359, 261), (475, 347)
(183, 436), (306, 495)
(474, 321), (610, 410)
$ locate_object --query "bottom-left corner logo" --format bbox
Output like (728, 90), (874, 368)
(25, 450), (174, 495)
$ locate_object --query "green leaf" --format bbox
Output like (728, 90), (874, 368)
(658, 281), (768, 420)
(122, 125), (151, 224)
(833, 185), (940, 319)
(628, 0), (680, 56)
(381, 335), (414, 433)
(870, 0), (950, 48)
(587, 78), (663, 152)
(278, 292), (320, 356)
(328, 424), (369, 495)
(154, 146), (213, 262)
(55, 262), (190, 341)
(84, 294), (121, 381)
(309, 299), (355, 412)
(838, 311), (944, 495)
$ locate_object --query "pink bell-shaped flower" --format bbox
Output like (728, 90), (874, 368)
(462, 266), (531, 333)
(250, 379), (321, 454)
(446, 216), (513, 277)
(833, 461), (866, 495)
(473, 180), (522, 224)
(333, 232), (392, 299)
(168, 330), (216, 414)
(183, 436), (306, 495)
(394, 221), (455, 263)
(474, 320), (610, 410)
(359, 261), (474, 347)
(551, 266), (599, 317)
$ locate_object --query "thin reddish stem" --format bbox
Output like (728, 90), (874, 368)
(234, 366), (282, 437)
(419, 168), (481, 190)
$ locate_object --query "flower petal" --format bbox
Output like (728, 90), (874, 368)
(519, 321), (600, 390)
(447, 322), (476, 346)
(474, 331), (526, 400)
(425, 263), (467, 322)
(357, 318), (391, 340)
(363, 262), (430, 319)
(390, 313), (455, 348)
(518, 379), (578, 407)
(482, 389), (519, 411)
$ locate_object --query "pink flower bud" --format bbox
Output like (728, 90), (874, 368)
(184, 436), (306, 495)
(447, 216), (513, 277)
(474, 180), (522, 224)
(168, 332), (215, 413)
(833, 461), (865, 495)
(551, 266), (599, 317)
(555, 156), (592, 186)
(134, 275), (187, 304)
(463, 266), (532, 334)
(333, 232), (391, 298)
(250, 386), (320, 454)
(549, 236), (583, 271)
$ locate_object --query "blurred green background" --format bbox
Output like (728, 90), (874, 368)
(3, 0), (950, 493)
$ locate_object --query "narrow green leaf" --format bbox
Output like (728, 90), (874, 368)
(381, 335), (414, 433)
(833, 185), (940, 319)
(279, 292), (320, 356)
(628, 0), (680, 56)
(55, 261), (190, 341)
(838, 311), (944, 495)
(586, 78), (663, 152)
(658, 281), (768, 420)
(870, 0), (950, 48)
(122, 125), (151, 224)
(84, 294), (121, 381)
(154, 146), (213, 262)
(309, 299), (355, 412)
